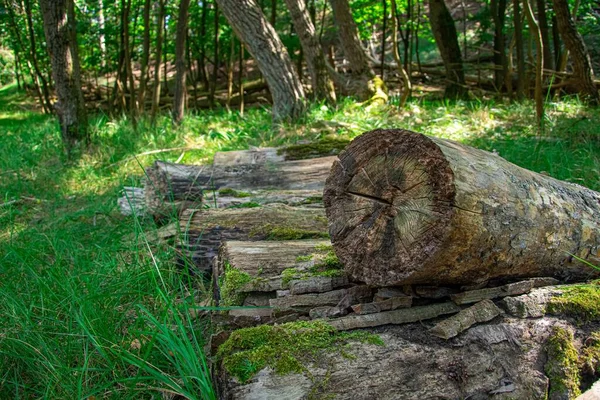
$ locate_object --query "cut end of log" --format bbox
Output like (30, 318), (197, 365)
(324, 129), (456, 286)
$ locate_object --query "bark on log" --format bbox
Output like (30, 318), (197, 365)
(180, 205), (329, 274)
(144, 156), (335, 217)
(324, 129), (600, 287)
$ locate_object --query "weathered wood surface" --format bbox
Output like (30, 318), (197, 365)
(219, 284), (600, 400)
(203, 189), (323, 209)
(351, 296), (413, 315)
(289, 276), (349, 295)
(179, 205), (329, 273)
(328, 302), (461, 331)
(218, 239), (331, 280)
(450, 280), (534, 305)
(269, 286), (372, 313)
(144, 161), (207, 218)
(117, 186), (146, 216)
(324, 129), (600, 286)
(219, 317), (563, 400)
(144, 155), (335, 217)
(429, 299), (503, 339)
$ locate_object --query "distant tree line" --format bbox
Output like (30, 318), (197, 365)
(0, 0), (598, 150)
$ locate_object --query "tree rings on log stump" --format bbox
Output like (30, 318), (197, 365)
(324, 129), (600, 286)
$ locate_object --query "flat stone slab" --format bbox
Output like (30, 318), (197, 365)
(289, 276), (349, 295)
(502, 286), (563, 318)
(351, 296), (413, 315)
(270, 286), (372, 312)
(328, 302), (460, 331)
(429, 299), (503, 339)
(450, 280), (533, 305)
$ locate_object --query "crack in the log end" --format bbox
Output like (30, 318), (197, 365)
(348, 190), (392, 206)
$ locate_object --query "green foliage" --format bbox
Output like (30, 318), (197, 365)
(1, 78), (600, 397)
(0, 47), (15, 85)
(0, 85), (216, 399)
(217, 320), (383, 383)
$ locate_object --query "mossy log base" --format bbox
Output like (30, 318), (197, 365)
(179, 205), (329, 274)
(216, 239), (332, 290)
(324, 129), (600, 287)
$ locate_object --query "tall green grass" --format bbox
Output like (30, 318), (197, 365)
(0, 82), (599, 398)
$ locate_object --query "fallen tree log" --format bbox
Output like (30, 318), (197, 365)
(179, 204), (329, 274)
(324, 129), (600, 286)
(144, 147), (341, 217)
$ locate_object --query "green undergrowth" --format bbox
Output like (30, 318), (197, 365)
(1, 81), (599, 397)
(545, 326), (582, 399)
(217, 320), (384, 383)
(548, 284), (600, 323)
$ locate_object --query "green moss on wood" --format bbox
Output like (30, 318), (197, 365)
(217, 320), (383, 383)
(220, 263), (253, 306)
(218, 188), (252, 198)
(548, 284), (600, 323)
(545, 326), (582, 399)
(226, 201), (261, 209)
(283, 249), (343, 285)
(280, 138), (350, 161)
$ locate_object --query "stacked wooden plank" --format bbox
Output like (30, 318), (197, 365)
(215, 237), (562, 333)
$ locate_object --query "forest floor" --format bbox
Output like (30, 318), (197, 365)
(1, 82), (599, 398)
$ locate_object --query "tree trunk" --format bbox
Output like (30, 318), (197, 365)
(216, 0), (306, 122)
(173, 0), (191, 124)
(329, 0), (376, 98)
(5, 0), (46, 113)
(523, 0), (544, 124)
(98, 0), (106, 68)
(390, 0), (411, 106)
(122, 0), (137, 124)
(427, 0), (468, 99)
(514, 0), (526, 99)
(39, 0), (89, 151)
(490, 0), (507, 91)
(239, 41), (245, 114)
(24, 0), (52, 113)
(209, 3), (220, 108)
(284, 0), (336, 104)
(151, 0), (166, 122)
(324, 129), (600, 286)
(380, 0), (387, 77)
(198, 0), (210, 90)
(137, 0), (152, 112)
(551, 16), (562, 71)
(536, 0), (553, 70)
(551, 0), (599, 103)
